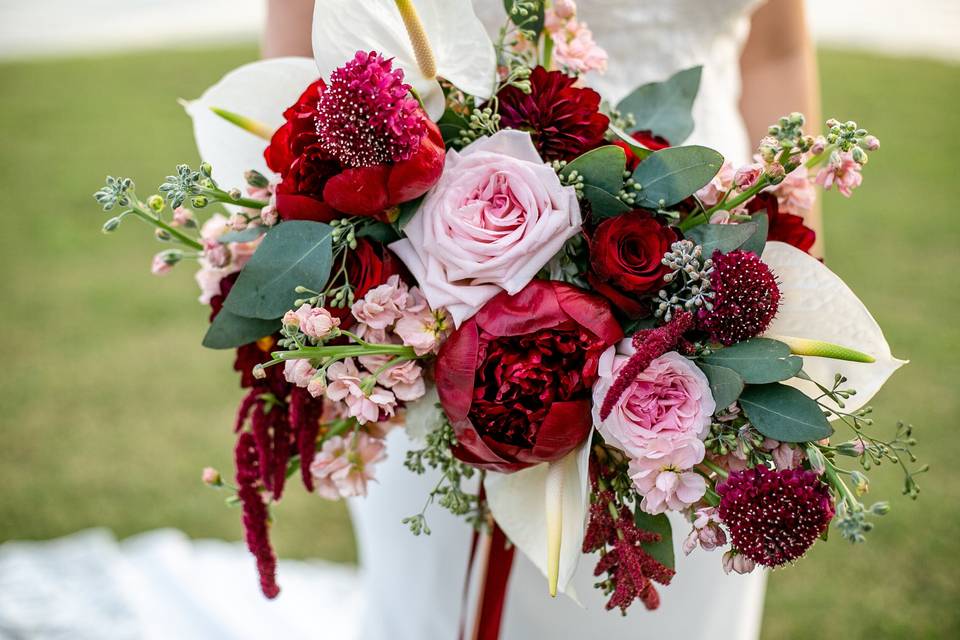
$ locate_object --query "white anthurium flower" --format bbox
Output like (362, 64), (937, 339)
(183, 57), (319, 194)
(312, 0), (496, 119)
(484, 439), (592, 600)
(762, 241), (907, 413)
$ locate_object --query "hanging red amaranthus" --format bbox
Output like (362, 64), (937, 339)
(235, 431), (280, 598)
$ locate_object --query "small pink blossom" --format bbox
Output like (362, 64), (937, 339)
(551, 20), (608, 74)
(376, 360), (426, 402)
(307, 376), (327, 399)
(682, 506), (728, 555)
(722, 549), (757, 575)
(763, 438), (804, 470)
(201, 467), (221, 486)
(172, 207), (194, 227)
(283, 358), (317, 388)
(552, 0), (576, 20)
(810, 136), (828, 155)
(863, 135), (880, 151)
(351, 274), (409, 329)
(695, 160), (734, 206)
(293, 304), (340, 339)
(229, 213), (248, 231)
(394, 288), (451, 356)
(325, 358), (397, 424)
(195, 265), (229, 304)
(770, 164), (816, 216)
(734, 163), (763, 191)
(815, 151), (863, 197)
(202, 239), (231, 269)
(151, 252), (174, 276)
(309, 433), (386, 500)
(629, 439), (708, 514)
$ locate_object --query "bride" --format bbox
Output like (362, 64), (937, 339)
(263, 1), (821, 637)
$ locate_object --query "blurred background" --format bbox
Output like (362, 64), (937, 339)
(0, 1), (958, 638)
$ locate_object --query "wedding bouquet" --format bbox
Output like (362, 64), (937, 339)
(94, 0), (924, 622)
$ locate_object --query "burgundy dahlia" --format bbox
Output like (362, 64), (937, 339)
(496, 66), (609, 161)
(717, 465), (835, 567)
(698, 249), (781, 345)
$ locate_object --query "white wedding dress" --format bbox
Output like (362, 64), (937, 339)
(350, 2), (767, 639)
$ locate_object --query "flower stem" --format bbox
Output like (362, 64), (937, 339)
(199, 188), (268, 210)
(699, 458), (730, 480)
(128, 200), (203, 251)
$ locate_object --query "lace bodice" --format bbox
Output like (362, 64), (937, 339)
(473, 0), (763, 162)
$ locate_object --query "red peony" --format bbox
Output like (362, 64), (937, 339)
(746, 193), (816, 254)
(496, 66), (609, 162)
(586, 210), (678, 318)
(435, 280), (622, 472)
(614, 130), (670, 171)
(264, 51), (445, 221)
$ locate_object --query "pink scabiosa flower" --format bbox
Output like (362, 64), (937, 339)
(309, 432), (386, 500)
(325, 358), (397, 424)
(629, 439), (708, 514)
(283, 358), (316, 389)
(350, 274), (409, 330)
(815, 151), (863, 197)
(698, 249), (781, 345)
(717, 465), (835, 567)
(682, 506), (728, 555)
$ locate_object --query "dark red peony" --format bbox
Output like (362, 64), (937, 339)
(586, 210), (678, 318)
(264, 51), (444, 221)
(698, 249), (781, 345)
(746, 193), (816, 254)
(435, 280), (622, 472)
(496, 66), (609, 162)
(613, 130), (670, 171)
(717, 465), (835, 567)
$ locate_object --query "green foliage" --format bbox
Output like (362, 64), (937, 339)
(218, 226), (265, 244)
(394, 194), (424, 232)
(503, 0), (545, 39)
(633, 510), (675, 570)
(696, 362), (745, 409)
(701, 338), (803, 384)
(223, 221), (333, 320)
(616, 66), (702, 144)
(739, 383), (834, 443)
(202, 309), (278, 350)
(740, 212), (769, 256)
(559, 145), (630, 218)
(684, 213), (769, 256)
(631, 146), (724, 209)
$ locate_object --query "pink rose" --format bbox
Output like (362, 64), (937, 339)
(389, 130), (582, 326)
(592, 346), (716, 459)
(629, 439), (707, 514)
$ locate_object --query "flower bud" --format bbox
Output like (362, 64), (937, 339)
(229, 213), (248, 231)
(200, 162), (213, 177)
(202, 467), (222, 486)
(191, 195), (209, 208)
(228, 188), (242, 201)
(147, 194), (165, 212)
(870, 501), (890, 516)
(244, 169), (270, 188)
(155, 228), (171, 241)
(102, 217), (121, 233)
(805, 444), (827, 474)
(252, 364), (267, 380)
(863, 135), (880, 151)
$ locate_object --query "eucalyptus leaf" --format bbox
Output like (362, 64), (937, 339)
(582, 185), (631, 218)
(607, 124), (653, 161)
(203, 309), (278, 350)
(219, 226), (266, 244)
(616, 66), (702, 144)
(632, 146), (723, 209)
(395, 195), (424, 232)
(358, 221), (400, 244)
(739, 383), (834, 443)
(223, 220), (333, 320)
(684, 220), (759, 256)
(696, 362), (745, 409)
(701, 338), (803, 384)
(634, 510), (675, 570)
(740, 212), (769, 256)
(560, 145), (626, 194)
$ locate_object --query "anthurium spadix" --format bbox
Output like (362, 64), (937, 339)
(762, 241), (907, 413)
(484, 439), (592, 599)
(312, 0), (496, 119)
(183, 57), (318, 194)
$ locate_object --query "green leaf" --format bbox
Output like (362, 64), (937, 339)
(616, 66), (702, 144)
(358, 221), (400, 244)
(740, 212), (769, 256)
(697, 362), (745, 409)
(634, 510), (675, 570)
(701, 338), (803, 384)
(223, 220), (333, 320)
(202, 309), (278, 350)
(632, 146), (723, 209)
(607, 124), (653, 161)
(436, 108), (469, 147)
(395, 195), (424, 232)
(739, 383), (834, 443)
(684, 220), (760, 256)
(219, 226), (266, 244)
(560, 145), (626, 194)
(582, 185), (631, 218)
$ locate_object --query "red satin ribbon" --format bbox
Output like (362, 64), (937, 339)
(459, 519), (515, 640)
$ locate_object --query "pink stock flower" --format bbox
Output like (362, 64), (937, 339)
(815, 151), (863, 197)
(307, 376), (327, 399)
(376, 359), (426, 402)
(172, 207), (194, 227)
(203, 239), (231, 269)
(309, 432), (386, 500)
(325, 358), (397, 424)
(695, 160), (734, 207)
(551, 21), (608, 75)
(722, 549), (757, 575)
(629, 439), (708, 514)
(734, 163), (763, 191)
(770, 165), (816, 216)
(593, 346), (716, 460)
(351, 274), (408, 329)
(283, 358), (317, 388)
(293, 304), (340, 339)
(229, 213), (248, 231)
(389, 130), (581, 327)
(682, 506), (728, 555)
(394, 288), (452, 355)
(151, 252), (174, 276)
(764, 438), (804, 470)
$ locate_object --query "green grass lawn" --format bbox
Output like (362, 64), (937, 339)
(0, 47), (957, 638)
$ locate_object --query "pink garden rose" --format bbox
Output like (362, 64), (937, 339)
(389, 129), (581, 326)
(629, 439), (708, 514)
(592, 345), (716, 460)
(309, 432), (386, 500)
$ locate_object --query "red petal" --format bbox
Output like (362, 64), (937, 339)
(387, 120), (446, 205)
(275, 193), (337, 222)
(435, 318), (480, 422)
(529, 399), (593, 462)
(323, 165), (390, 217)
(474, 281), (565, 337)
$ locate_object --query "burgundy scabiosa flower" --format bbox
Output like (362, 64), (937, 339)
(496, 66), (609, 161)
(698, 249), (781, 345)
(717, 465), (835, 567)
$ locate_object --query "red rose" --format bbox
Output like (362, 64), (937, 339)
(746, 193), (816, 254)
(586, 210), (678, 318)
(613, 130), (670, 171)
(436, 280), (622, 472)
(263, 53), (445, 222)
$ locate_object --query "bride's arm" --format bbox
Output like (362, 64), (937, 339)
(740, 0), (823, 254)
(263, 0), (315, 58)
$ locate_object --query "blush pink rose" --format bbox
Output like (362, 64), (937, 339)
(389, 130), (582, 327)
(592, 345), (716, 460)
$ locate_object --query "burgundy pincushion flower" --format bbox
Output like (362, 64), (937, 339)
(496, 66), (609, 161)
(698, 249), (781, 345)
(436, 280), (622, 472)
(717, 465), (835, 567)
